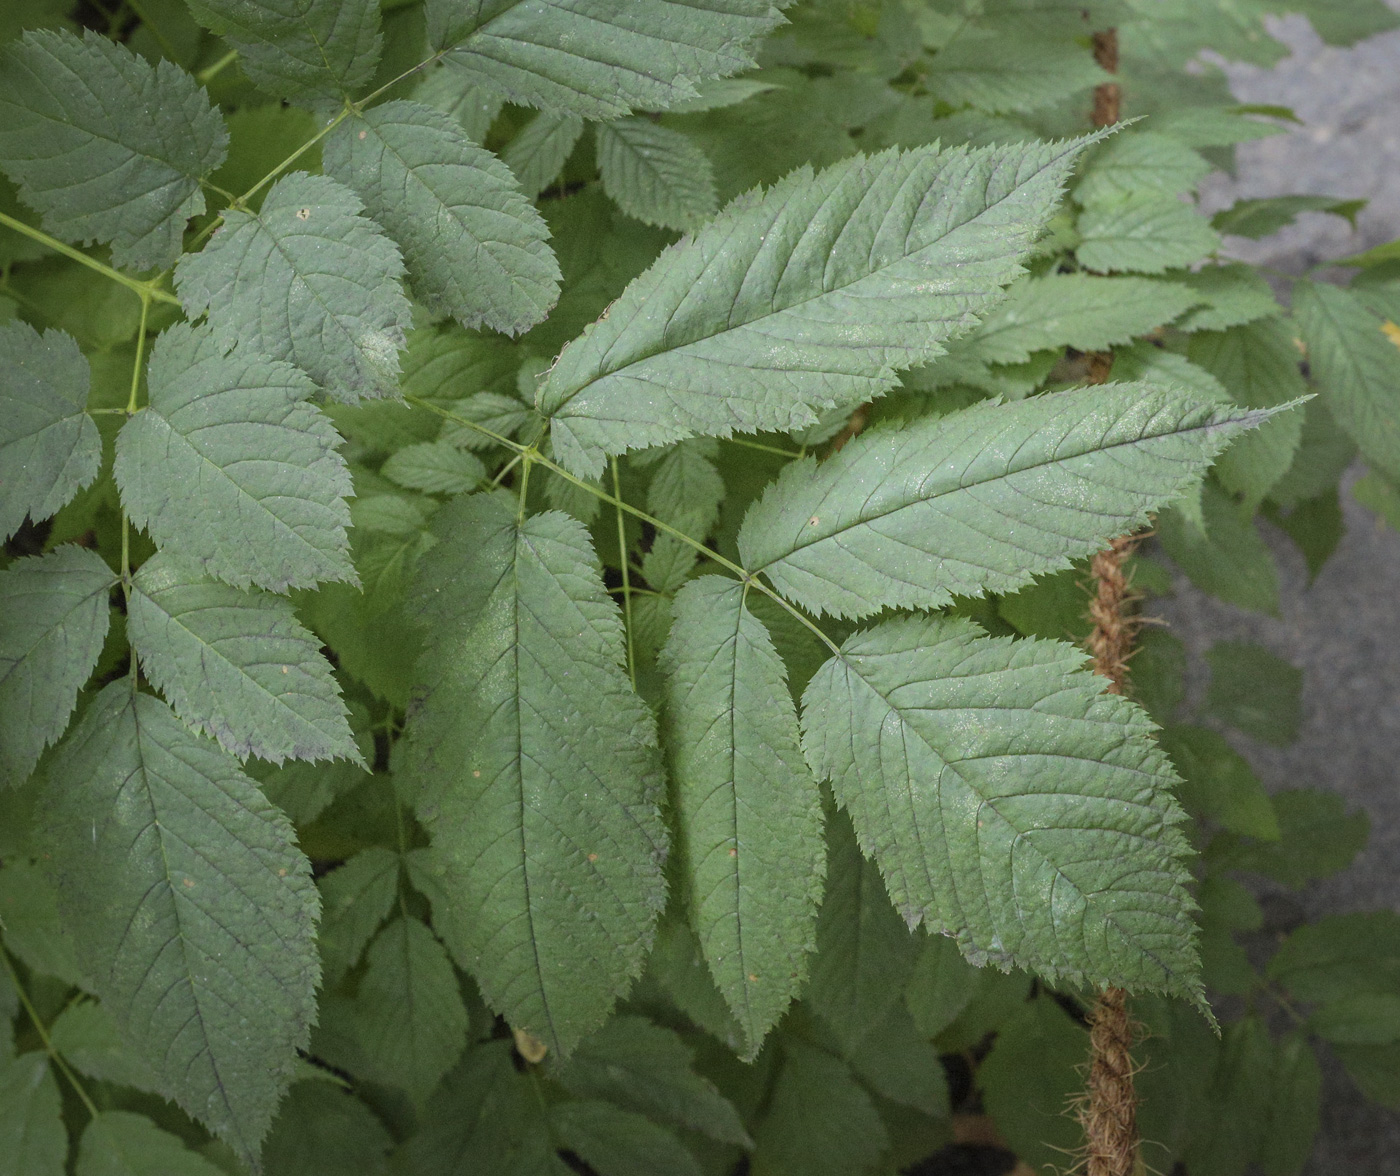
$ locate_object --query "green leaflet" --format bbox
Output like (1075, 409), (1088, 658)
(0, 1054), (65, 1176)
(801, 616), (1204, 1000)
(738, 383), (1272, 621)
(425, 0), (785, 120)
(1203, 641), (1302, 746)
(1157, 478), (1281, 615)
(75, 1112), (226, 1176)
(175, 172), (411, 401)
(401, 493), (667, 1058)
(1076, 193), (1221, 274)
(1188, 317), (1307, 507)
(806, 810), (918, 1055)
(1173, 263), (1282, 332)
(317, 847), (401, 983)
(185, 0), (381, 103)
(382, 441), (487, 495)
(659, 576), (824, 1056)
(40, 685), (320, 1166)
(325, 101), (560, 337)
(503, 111), (585, 198)
(49, 1002), (161, 1095)
(924, 25), (1108, 113)
(640, 440), (725, 593)
(415, 60), (507, 143)
(351, 917), (469, 1105)
(960, 273), (1202, 364)
(0, 545), (114, 787)
(0, 29), (227, 271)
(126, 551), (359, 765)
(0, 860), (90, 989)
(750, 1041), (888, 1176)
(261, 1081), (393, 1176)
(114, 324), (354, 592)
(549, 1101), (704, 1176)
(1074, 131), (1212, 205)
(0, 321), (100, 542)
(555, 1016), (751, 1146)
(1294, 280), (1400, 485)
(595, 118), (718, 232)
(1212, 194), (1364, 239)
(540, 134), (1105, 478)
(1160, 726), (1279, 840)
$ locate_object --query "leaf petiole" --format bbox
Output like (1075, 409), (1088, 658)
(1, 950), (101, 1120)
(0, 211), (182, 306)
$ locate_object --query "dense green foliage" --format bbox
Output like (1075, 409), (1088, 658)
(3, 1), (1400, 1173)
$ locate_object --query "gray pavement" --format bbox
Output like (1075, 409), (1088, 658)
(1158, 10), (1400, 1171)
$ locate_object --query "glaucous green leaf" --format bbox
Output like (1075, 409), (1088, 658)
(0, 1053), (65, 1176)
(959, 274), (1201, 364)
(1294, 280), (1400, 484)
(114, 324), (354, 592)
(176, 173), (410, 401)
(0, 321), (100, 542)
(596, 118), (717, 231)
(127, 551), (357, 764)
(807, 810), (917, 1055)
(0, 29), (227, 270)
(415, 60), (506, 142)
(425, 0), (785, 119)
(76, 1111), (226, 1176)
(802, 616), (1203, 1000)
(924, 25), (1107, 113)
(352, 917), (469, 1104)
(382, 441), (486, 495)
(1203, 641), (1302, 746)
(262, 1082), (392, 1176)
(325, 101), (560, 336)
(401, 493), (667, 1058)
(1173, 263), (1282, 332)
(317, 847), (400, 983)
(1187, 317), (1306, 507)
(1074, 131), (1211, 205)
(555, 1015), (750, 1146)
(550, 1100), (704, 1176)
(49, 1002), (160, 1095)
(502, 110), (584, 197)
(0, 545), (114, 786)
(739, 384), (1272, 620)
(0, 860), (90, 988)
(1076, 193), (1221, 274)
(659, 576), (823, 1055)
(41, 685), (320, 1166)
(185, 0), (381, 102)
(750, 1041), (888, 1176)
(539, 134), (1107, 478)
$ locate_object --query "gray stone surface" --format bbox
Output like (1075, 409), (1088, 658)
(1158, 11), (1400, 1172)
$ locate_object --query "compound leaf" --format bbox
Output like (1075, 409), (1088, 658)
(176, 172), (410, 401)
(317, 847), (401, 984)
(401, 493), (667, 1058)
(325, 101), (560, 337)
(352, 917), (469, 1105)
(75, 1111), (226, 1176)
(1294, 279), (1400, 484)
(0, 29), (227, 271)
(425, 0), (785, 120)
(127, 551), (358, 765)
(185, 0), (381, 103)
(41, 685), (320, 1167)
(595, 118), (717, 231)
(801, 616), (1203, 1000)
(0, 545), (114, 787)
(738, 384), (1272, 620)
(659, 576), (824, 1055)
(960, 274), (1201, 364)
(540, 134), (1105, 477)
(555, 1015), (750, 1146)
(1077, 194), (1221, 274)
(114, 324), (354, 592)
(0, 1054), (65, 1176)
(0, 321), (100, 542)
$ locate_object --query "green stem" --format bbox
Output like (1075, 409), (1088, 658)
(723, 435), (804, 459)
(196, 48), (238, 86)
(1, 952), (100, 1120)
(611, 458), (637, 689)
(0, 211), (181, 307)
(404, 396), (844, 658)
(126, 297), (151, 415)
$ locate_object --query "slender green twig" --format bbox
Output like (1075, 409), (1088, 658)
(1, 952), (100, 1120)
(0, 212), (181, 306)
(196, 48), (238, 85)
